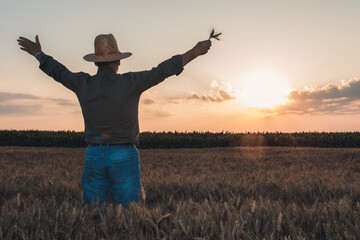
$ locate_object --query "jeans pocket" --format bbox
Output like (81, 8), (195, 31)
(85, 154), (97, 169)
(111, 152), (138, 183)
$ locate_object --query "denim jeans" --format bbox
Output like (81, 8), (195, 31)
(81, 144), (140, 209)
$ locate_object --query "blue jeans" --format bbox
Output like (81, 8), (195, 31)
(81, 144), (140, 209)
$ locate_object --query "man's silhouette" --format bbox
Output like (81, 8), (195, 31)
(17, 33), (211, 208)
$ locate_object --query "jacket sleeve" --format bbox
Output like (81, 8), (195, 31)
(133, 54), (184, 94)
(39, 54), (89, 93)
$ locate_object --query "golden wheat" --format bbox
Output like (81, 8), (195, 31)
(0, 146), (359, 239)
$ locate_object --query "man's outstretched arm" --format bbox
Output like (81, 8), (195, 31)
(17, 35), (87, 93)
(182, 40), (212, 67)
(133, 39), (213, 94)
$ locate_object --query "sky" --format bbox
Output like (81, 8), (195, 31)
(1, 0), (360, 132)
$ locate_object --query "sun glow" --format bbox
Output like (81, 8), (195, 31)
(239, 72), (291, 108)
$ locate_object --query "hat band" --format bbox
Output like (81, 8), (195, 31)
(95, 51), (118, 56)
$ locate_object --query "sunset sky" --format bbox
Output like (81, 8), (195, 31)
(1, 0), (360, 132)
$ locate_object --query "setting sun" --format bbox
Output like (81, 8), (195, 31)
(239, 72), (291, 108)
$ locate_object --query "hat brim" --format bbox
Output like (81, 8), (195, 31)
(83, 52), (132, 62)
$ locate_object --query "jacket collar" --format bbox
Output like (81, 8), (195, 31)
(97, 66), (116, 75)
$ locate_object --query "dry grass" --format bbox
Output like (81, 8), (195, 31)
(0, 146), (359, 239)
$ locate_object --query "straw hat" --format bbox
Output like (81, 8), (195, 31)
(83, 33), (132, 62)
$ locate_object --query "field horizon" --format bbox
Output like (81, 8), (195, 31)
(1, 130), (360, 148)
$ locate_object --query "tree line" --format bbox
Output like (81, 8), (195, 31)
(0, 130), (360, 148)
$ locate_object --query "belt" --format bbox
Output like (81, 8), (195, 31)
(87, 142), (134, 147)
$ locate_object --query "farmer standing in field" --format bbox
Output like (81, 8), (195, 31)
(17, 32), (215, 208)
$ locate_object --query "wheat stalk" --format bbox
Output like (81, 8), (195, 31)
(277, 212), (282, 232)
(141, 186), (146, 203)
(251, 200), (256, 213)
(209, 28), (222, 41)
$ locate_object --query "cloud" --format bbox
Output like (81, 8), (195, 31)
(0, 92), (39, 103)
(0, 91), (77, 106)
(142, 99), (155, 105)
(288, 79), (360, 101)
(70, 109), (82, 114)
(140, 108), (173, 119)
(50, 98), (77, 106)
(155, 110), (173, 118)
(0, 91), (77, 116)
(269, 78), (360, 115)
(0, 103), (42, 116)
(171, 80), (237, 103)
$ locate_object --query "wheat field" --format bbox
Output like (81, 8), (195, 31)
(0, 146), (359, 239)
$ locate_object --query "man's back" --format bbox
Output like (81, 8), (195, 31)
(78, 66), (140, 144)
(38, 53), (183, 145)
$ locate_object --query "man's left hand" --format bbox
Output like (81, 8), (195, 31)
(17, 35), (42, 57)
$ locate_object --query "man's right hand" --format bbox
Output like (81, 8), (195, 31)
(17, 35), (43, 60)
(193, 40), (212, 57)
(182, 40), (212, 67)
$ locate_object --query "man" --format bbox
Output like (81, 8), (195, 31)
(17, 33), (211, 208)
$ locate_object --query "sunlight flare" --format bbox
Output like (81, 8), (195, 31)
(239, 72), (291, 108)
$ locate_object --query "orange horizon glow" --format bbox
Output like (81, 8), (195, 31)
(2, 1), (360, 132)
